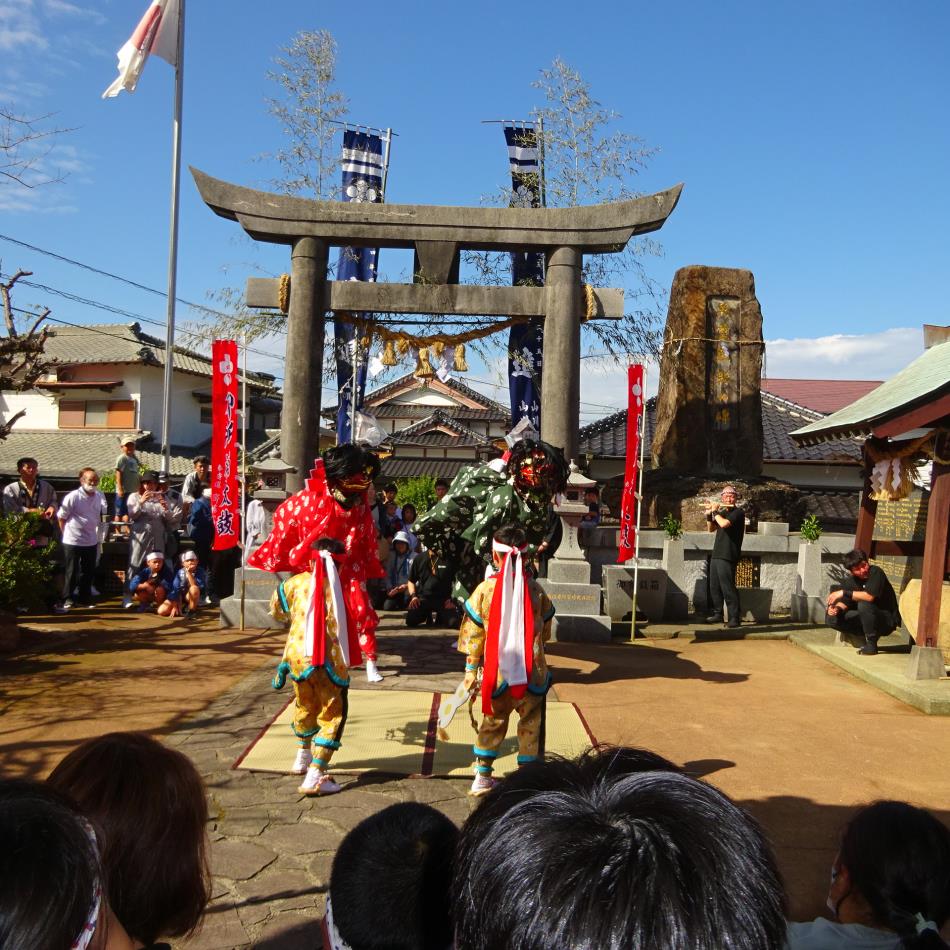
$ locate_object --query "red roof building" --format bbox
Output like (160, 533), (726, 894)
(761, 378), (882, 415)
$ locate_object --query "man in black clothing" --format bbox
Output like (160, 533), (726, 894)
(406, 549), (460, 628)
(704, 486), (745, 628)
(825, 548), (901, 655)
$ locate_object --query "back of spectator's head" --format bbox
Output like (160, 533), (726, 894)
(47, 731), (211, 946)
(836, 801), (950, 948)
(328, 802), (458, 950)
(452, 746), (787, 950)
(0, 778), (103, 950)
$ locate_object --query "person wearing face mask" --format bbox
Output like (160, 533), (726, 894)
(55, 468), (107, 613)
(787, 801), (950, 949)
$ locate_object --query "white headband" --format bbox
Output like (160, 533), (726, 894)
(146, 551), (165, 562)
(323, 894), (354, 950)
(492, 540), (527, 555)
(70, 822), (102, 950)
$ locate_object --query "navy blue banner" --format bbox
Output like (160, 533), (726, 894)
(335, 130), (383, 443)
(504, 126), (544, 432)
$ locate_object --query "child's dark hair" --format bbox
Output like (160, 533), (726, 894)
(0, 778), (102, 950)
(839, 801), (950, 948)
(316, 537), (346, 555)
(493, 524), (527, 548)
(452, 747), (787, 950)
(434, 478), (450, 489)
(329, 802), (458, 950)
(47, 732), (212, 946)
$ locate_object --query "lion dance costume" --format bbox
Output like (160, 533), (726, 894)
(249, 444), (386, 680)
(415, 438), (569, 602)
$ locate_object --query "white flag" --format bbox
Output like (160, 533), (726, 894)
(102, 0), (180, 99)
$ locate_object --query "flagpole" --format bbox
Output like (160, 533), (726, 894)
(630, 363), (648, 642)
(240, 331), (247, 631)
(160, 0), (185, 474)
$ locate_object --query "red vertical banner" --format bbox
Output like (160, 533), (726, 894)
(618, 364), (644, 563)
(211, 340), (240, 550)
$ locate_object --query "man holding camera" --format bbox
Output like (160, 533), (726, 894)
(704, 486), (745, 628)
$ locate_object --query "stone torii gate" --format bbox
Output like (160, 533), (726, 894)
(191, 168), (682, 489)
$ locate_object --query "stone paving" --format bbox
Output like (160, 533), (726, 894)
(173, 615), (479, 949)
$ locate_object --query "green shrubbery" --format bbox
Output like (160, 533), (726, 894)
(660, 512), (683, 540)
(395, 475), (438, 514)
(800, 515), (822, 542)
(0, 513), (59, 611)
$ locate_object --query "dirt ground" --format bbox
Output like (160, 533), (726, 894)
(2, 610), (949, 923)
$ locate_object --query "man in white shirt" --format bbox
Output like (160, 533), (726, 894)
(55, 468), (107, 612)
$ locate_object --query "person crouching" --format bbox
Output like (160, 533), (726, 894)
(269, 537), (360, 797)
(128, 552), (174, 611)
(158, 550), (208, 618)
(458, 524), (555, 797)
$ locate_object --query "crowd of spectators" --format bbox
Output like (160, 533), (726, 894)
(0, 449), (228, 617)
(2, 740), (947, 949)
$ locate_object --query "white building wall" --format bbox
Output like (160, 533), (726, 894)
(0, 390), (59, 428)
(136, 366), (210, 446)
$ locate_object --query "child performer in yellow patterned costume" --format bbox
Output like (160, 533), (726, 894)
(270, 537), (358, 796)
(458, 524), (555, 797)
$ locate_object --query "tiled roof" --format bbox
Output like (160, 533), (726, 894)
(43, 323), (273, 390)
(799, 488), (860, 527)
(792, 341), (950, 445)
(578, 399), (657, 458)
(0, 427), (280, 479)
(761, 378), (882, 414)
(578, 392), (862, 464)
(369, 404), (501, 421)
(385, 410), (494, 448)
(325, 372), (510, 421)
(380, 457), (474, 479)
(0, 430), (197, 478)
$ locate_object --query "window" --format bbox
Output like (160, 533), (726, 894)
(200, 406), (212, 425)
(59, 400), (135, 429)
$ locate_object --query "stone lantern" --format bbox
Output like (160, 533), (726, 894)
(249, 454), (297, 501)
(539, 460), (612, 642)
(551, 460), (597, 570)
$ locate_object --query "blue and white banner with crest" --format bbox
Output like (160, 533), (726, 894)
(504, 125), (544, 433)
(335, 129), (384, 443)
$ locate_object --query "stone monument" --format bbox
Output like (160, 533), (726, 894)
(644, 265), (804, 531)
(653, 266), (763, 474)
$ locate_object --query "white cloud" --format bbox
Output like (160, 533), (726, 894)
(763, 328), (924, 380)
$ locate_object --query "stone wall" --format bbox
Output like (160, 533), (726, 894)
(582, 527), (857, 614)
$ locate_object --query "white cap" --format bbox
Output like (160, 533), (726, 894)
(392, 531), (411, 546)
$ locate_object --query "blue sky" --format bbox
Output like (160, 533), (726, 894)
(2, 0), (948, 423)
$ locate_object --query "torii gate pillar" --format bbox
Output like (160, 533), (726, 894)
(284, 237), (328, 492)
(542, 246), (583, 460)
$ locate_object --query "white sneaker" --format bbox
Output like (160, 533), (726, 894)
(122, 599), (135, 610)
(290, 747), (312, 775)
(469, 774), (497, 797)
(365, 659), (383, 683)
(297, 766), (342, 796)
